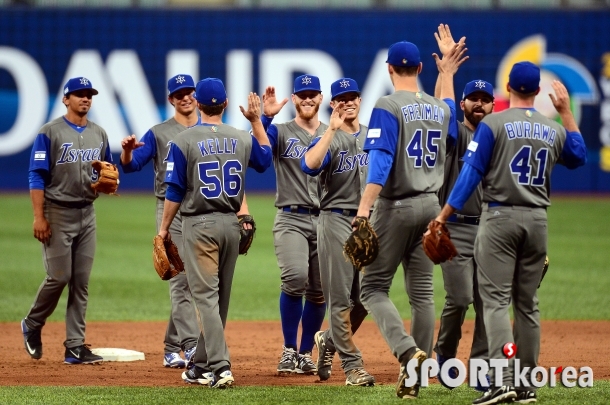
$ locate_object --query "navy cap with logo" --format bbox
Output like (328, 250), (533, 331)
(509, 62), (540, 94)
(167, 74), (195, 96)
(293, 74), (322, 94)
(193, 78), (227, 106)
(331, 78), (360, 100)
(63, 77), (99, 96)
(462, 80), (494, 100)
(386, 41), (421, 67)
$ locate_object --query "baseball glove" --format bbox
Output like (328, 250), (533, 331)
(152, 235), (184, 280)
(344, 216), (379, 269)
(237, 214), (256, 255)
(91, 160), (119, 195)
(538, 255), (550, 288)
(422, 220), (458, 264)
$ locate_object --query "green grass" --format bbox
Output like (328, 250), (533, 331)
(1, 193), (609, 321)
(0, 383), (608, 404)
(1, 193), (608, 404)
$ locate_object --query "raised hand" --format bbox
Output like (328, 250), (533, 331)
(262, 86), (288, 117)
(549, 80), (571, 114)
(329, 102), (347, 131)
(434, 24), (465, 57)
(240, 92), (262, 122)
(433, 41), (469, 76)
(121, 134), (144, 151)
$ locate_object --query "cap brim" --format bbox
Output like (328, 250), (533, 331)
(169, 84), (195, 96)
(294, 87), (322, 95)
(331, 90), (360, 101)
(463, 90), (494, 100)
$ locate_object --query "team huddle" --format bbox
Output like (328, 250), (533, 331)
(21, 24), (586, 404)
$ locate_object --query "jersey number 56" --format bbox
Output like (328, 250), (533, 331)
(198, 160), (243, 199)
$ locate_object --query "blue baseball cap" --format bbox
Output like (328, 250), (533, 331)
(167, 74), (195, 96)
(462, 80), (494, 100)
(293, 74), (322, 94)
(63, 77), (98, 96)
(193, 78), (227, 106)
(509, 62), (540, 94)
(386, 41), (420, 67)
(331, 78), (360, 100)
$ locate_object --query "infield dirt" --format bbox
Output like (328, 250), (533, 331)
(2, 320), (608, 386)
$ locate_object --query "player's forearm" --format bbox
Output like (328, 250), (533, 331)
(30, 189), (45, 220)
(434, 74), (441, 99)
(120, 149), (132, 165)
(237, 194), (249, 215)
(435, 203), (457, 224)
(250, 120), (271, 148)
(559, 110), (579, 133)
(357, 184), (382, 217)
(159, 200), (180, 233)
(304, 129), (335, 169)
(439, 71), (455, 101)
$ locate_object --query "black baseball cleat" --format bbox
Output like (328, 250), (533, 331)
(21, 319), (42, 360)
(515, 390), (537, 403)
(472, 385), (517, 405)
(64, 345), (103, 364)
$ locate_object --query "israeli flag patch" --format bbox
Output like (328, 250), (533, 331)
(166, 162), (174, 171)
(367, 128), (381, 138)
(34, 151), (46, 160)
(467, 141), (478, 152)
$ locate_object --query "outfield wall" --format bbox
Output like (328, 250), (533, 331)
(1, 10), (609, 192)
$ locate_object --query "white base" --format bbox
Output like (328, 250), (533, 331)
(90, 348), (145, 362)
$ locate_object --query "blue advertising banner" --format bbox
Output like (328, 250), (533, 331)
(1, 10), (609, 192)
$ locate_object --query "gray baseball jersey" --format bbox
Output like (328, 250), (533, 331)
(360, 91), (457, 362)
(460, 107), (582, 389)
(26, 116), (111, 350)
(166, 122), (269, 375)
(272, 120), (328, 209)
(305, 125), (370, 373)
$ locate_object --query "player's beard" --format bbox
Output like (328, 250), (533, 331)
(295, 102), (320, 120)
(465, 106), (488, 127)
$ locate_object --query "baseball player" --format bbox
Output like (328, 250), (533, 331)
(301, 78), (374, 386)
(432, 62), (586, 404)
(22, 77), (111, 364)
(432, 24), (490, 391)
(262, 76), (328, 375)
(160, 78), (272, 388)
(355, 41), (465, 399)
(120, 74), (200, 369)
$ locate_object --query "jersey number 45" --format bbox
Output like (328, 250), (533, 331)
(406, 129), (442, 168)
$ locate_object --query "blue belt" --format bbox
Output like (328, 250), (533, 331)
(328, 208), (358, 217)
(282, 206), (320, 215)
(447, 213), (480, 225)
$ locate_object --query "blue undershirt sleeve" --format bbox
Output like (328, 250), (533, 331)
(443, 98), (458, 146)
(301, 137), (330, 176)
(164, 143), (187, 198)
(249, 136), (273, 173)
(28, 170), (47, 190)
(267, 124), (279, 152)
(447, 163), (484, 210)
(165, 183), (185, 203)
(461, 122), (495, 174)
(559, 130), (587, 169)
(366, 149), (393, 186)
(121, 130), (157, 173)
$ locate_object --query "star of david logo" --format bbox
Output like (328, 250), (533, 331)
(302, 76), (312, 85)
(80, 78), (89, 86)
(339, 79), (350, 88)
(474, 80), (486, 89)
(212, 98), (217, 103)
(176, 75), (186, 84)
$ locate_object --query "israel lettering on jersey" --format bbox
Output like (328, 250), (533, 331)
(332, 150), (369, 174)
(56, 142), (103, 164)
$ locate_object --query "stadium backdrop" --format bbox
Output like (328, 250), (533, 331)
(1, 9), (609, 192)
